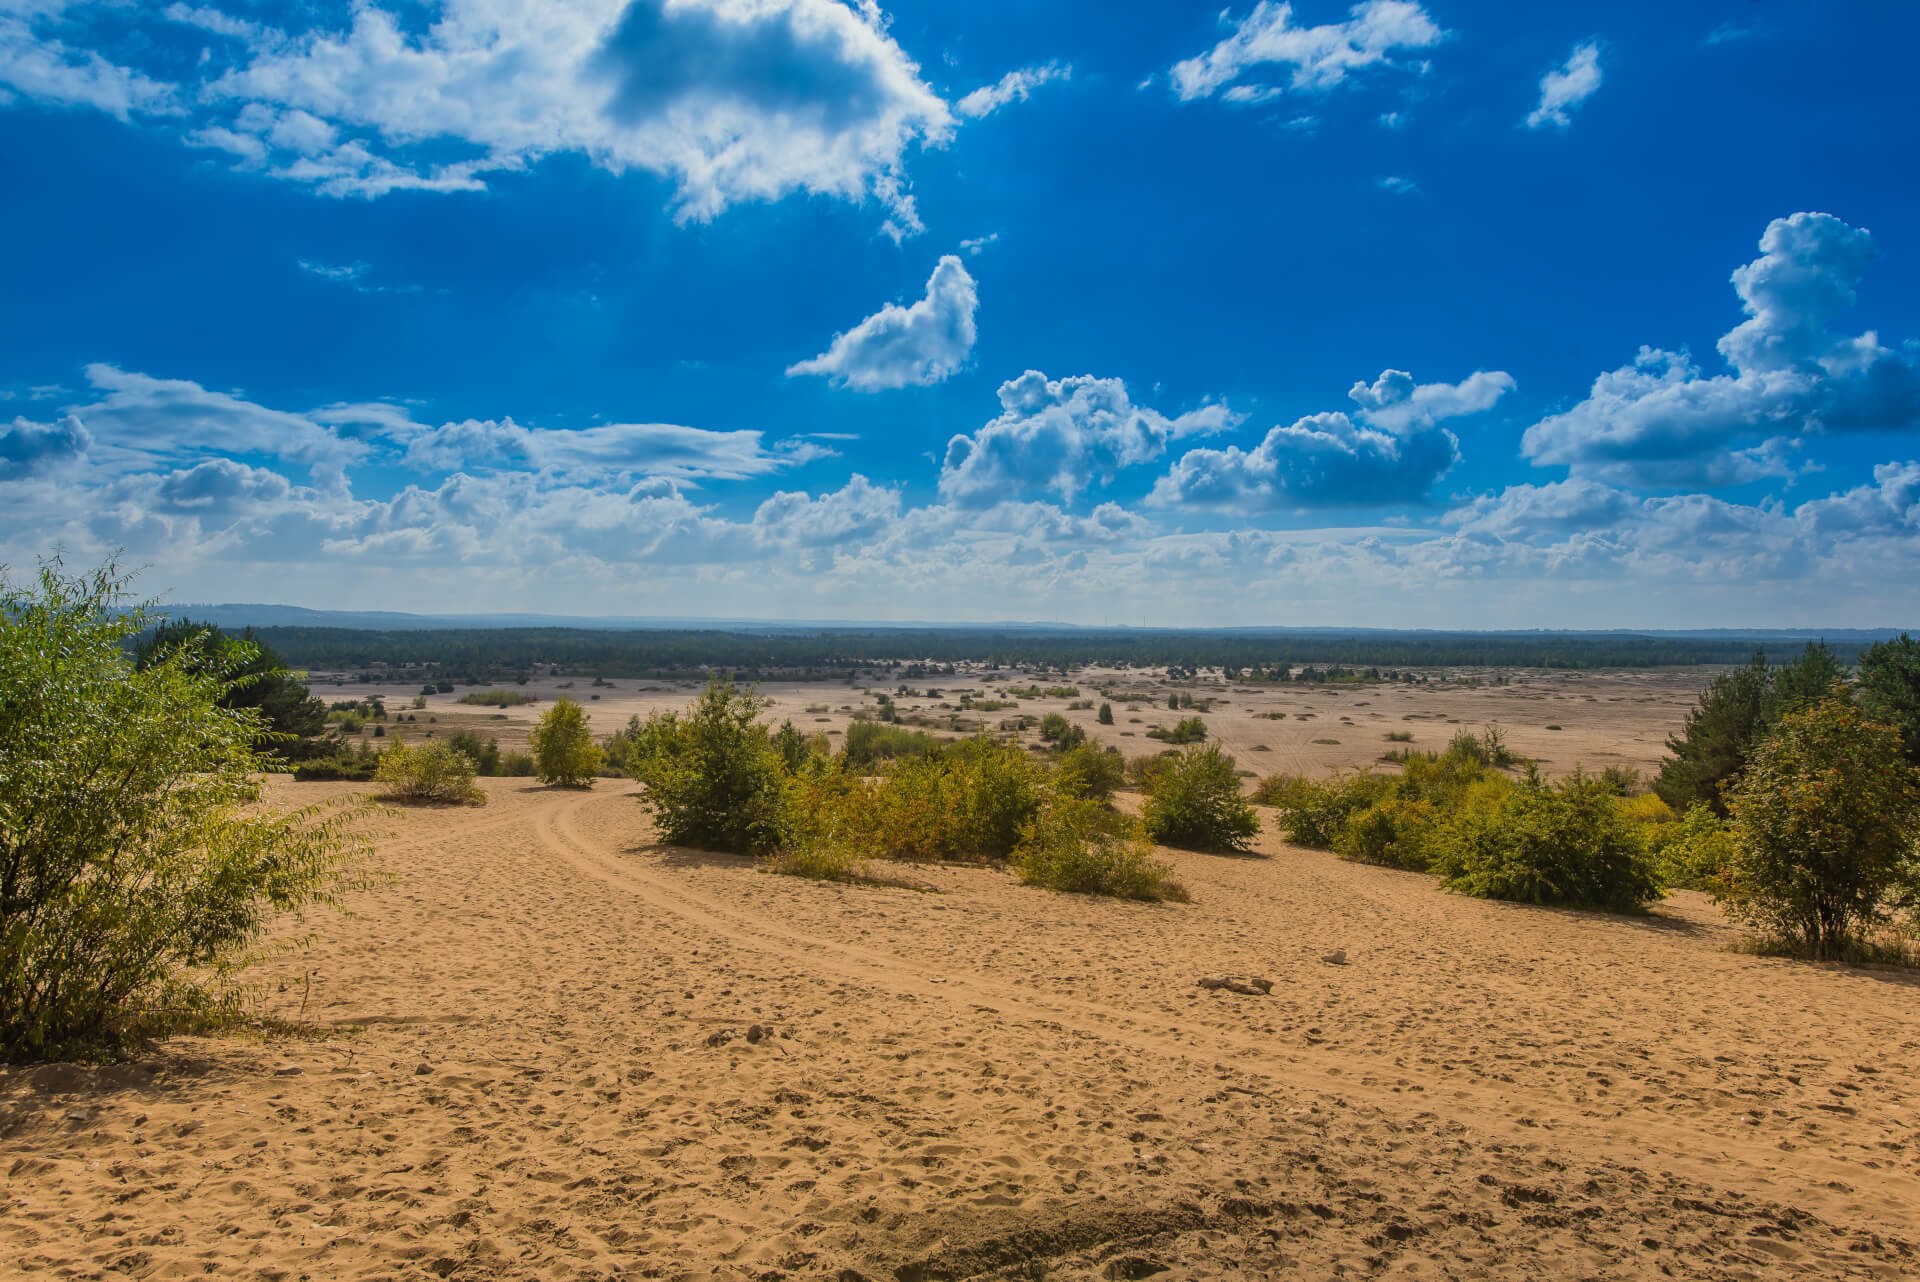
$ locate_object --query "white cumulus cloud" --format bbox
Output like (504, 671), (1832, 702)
(1521, 212), (1920, 486)
(1151, 367), (1512, 510)
(4, 0), (955, 234)
(788, 255), (978, 391)
(940, 371), (1239, 506)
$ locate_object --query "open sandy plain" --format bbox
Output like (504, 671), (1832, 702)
(4, 672), (1918, 1280)
(303, 663), (1710, 782)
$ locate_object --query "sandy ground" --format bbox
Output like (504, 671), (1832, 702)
(309, 664), (1709, 784)
(5, 678), (1919, 1280)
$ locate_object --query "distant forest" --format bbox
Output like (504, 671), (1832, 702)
(245, 625), (1873, 682)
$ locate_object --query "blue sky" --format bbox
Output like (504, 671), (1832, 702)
(3, 0), (1918, 627)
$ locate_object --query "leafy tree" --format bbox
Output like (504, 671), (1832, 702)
(134, 617), (327, 758)
(1763, 642), (1849, 725)
(1, 560), (366, 1061)
(1719, 695), (1919, 959)
(1430, 770), (1663, 913)
(1653, 653), (1771, 815)
(626, 680), (788, 854)
(1857, 633), (1920, 766)
(530, 697), (602, 787)
(1142, 743), (1260, 853)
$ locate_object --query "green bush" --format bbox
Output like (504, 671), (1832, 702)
(1147, 716), (1207, 745)
(870, 737), (1043, 861)
(626, 680), (788, 854)
(1719, 696), (1920, 959)
(442, 729), (502, 775)
(1013, 797), (1188, 902)
(1429, 771), (1663, 913)
(499, 751), (536, 777)
(1097, 702), (1114, 725)
(1, 560), (367, 1061)
(530, 697), (602, 787)
(459, 689), (538, 708)
(1125, 751), (1178, 793)
(1039, 712), (1085, 748)
(1334, 796), (1438, 871)
(1648, 802), (1734, 891)
(1142, 743), (1260, 853)
(766, 769), (873, 883)
(1053, 742), (1125, 802)
(842, 719), (951, 769)
(375, 740), (486, 805)
(1255, 772), (1390, 848)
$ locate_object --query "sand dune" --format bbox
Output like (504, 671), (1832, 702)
(5, 761), (1917, 1280)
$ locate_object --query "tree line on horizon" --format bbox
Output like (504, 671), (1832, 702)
(221, 623), (1872, 681)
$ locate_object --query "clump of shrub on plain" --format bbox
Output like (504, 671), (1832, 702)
(459, 689), (540, 708)
(375, 740), (486, 806)
(1012, 797), (1188, 902)
(1141, 743), (1260, 853)
(530, 696), (602, 787)
(1427, 769), (1664, 913)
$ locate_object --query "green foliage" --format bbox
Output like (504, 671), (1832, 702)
(1038, 712), (1085, 747)
(375, 740), (485, 805)
(841, 720), (952, 769)
(499, 752), (536, 777)
(869, 738), (1044, 861)
(1097, 702), (1114, 725)
(441, 729), (502, 775)
(1, 560), (367, 1061)
(1126, 751), (1177, 793)
(1655, 655), (1770, 815)
(1719, 696), (1920, 959)
(1146, 716), (1207, 745)
(459, 689), (539, 708)
(1335, 796), (1438, 871)
(1142, 743), (1260, 853)
(134, 617), (328, 759)
(1013, 797), (1189, 902)
(1429, 771), (1664, 913)
(1654, 645), (1848, 817)
(1857, 633), (1920, 766)
(765, 769), (873, 883)
(626, 680), (788, 854)
(1052, 742), (1125, 802)
(1648, 803), (1735, 892)
(1445, 725), (1517, 767)
(1257, 772), (1391, 848)
(530, 697), (602, 787)
(289, 741), (383, 782)
(771, 720), (810, 773)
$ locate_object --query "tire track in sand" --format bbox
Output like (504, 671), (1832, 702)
(534, 788), (1920, 1233)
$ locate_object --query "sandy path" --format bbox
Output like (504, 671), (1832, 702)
(3, 778), (1916, 1281)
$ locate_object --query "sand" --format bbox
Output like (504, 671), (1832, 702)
(311, 664), (1708, 783)
(5, 676), (1919, 1280)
